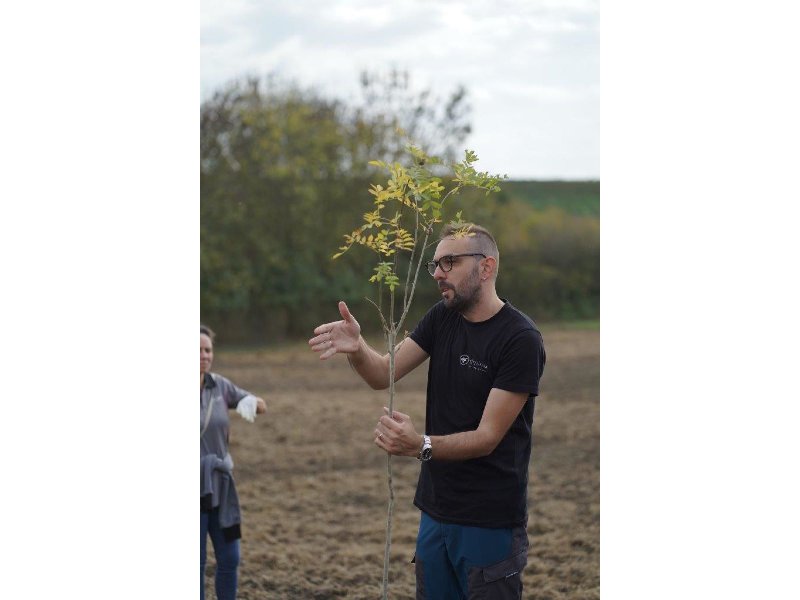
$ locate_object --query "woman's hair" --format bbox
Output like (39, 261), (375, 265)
(200, 324), (216, 341)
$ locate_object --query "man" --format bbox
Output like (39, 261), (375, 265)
(309, 223), (545, 599)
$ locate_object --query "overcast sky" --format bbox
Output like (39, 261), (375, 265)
(200, 0), (599, 180)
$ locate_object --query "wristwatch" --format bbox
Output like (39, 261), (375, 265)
(418, 435), (432, 462)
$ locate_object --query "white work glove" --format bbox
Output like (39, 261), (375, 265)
(236, 394), (258, 423)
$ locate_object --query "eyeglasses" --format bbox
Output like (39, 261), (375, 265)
(426, 253), (486, 276)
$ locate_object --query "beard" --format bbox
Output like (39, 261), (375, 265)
(440, 266), (482, 313)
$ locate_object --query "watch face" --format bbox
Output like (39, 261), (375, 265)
(421, 447), (433, 461)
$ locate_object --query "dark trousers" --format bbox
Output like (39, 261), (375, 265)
(414, 511), (528, 599)
(200, 508), (240, 600)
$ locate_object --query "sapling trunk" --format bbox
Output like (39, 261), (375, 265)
(382, 325), (396, 600)
(381, 275), (398, 599)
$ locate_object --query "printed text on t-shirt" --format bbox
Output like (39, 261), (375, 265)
(459, 354), (489, 373)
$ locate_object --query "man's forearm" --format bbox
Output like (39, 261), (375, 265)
(428, 429), (497, 461)
(347, 336), (391, 390)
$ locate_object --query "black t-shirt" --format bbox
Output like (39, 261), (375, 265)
(409, 299), (546, 528)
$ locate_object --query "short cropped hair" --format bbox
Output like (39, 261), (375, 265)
(440, 222), (500, 278)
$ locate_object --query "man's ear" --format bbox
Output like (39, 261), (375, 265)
(482, 256), (497, 280)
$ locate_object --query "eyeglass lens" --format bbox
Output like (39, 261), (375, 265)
(427, 256), (453, 275)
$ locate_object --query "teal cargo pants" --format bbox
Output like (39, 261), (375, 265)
(413, 511), (529, 599)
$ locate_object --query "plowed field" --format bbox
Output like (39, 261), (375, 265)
(206, 324), (599, 599)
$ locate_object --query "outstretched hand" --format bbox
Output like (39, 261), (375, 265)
(308, 301), (361, 360)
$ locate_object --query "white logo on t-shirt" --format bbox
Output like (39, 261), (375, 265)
(459, 354), (488, 373)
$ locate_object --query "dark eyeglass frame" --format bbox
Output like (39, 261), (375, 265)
(427, 253), (487, 276)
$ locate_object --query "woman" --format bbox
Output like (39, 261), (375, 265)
(200, 324), (266, 600)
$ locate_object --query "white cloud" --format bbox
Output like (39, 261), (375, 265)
(200, 0), (599, 178)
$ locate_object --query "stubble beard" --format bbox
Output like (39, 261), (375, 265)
(441, 266), (482, 314)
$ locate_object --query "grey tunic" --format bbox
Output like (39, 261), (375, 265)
(200, 372), (250, 540)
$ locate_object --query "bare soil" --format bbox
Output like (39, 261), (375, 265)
(206, 325), (599, 599)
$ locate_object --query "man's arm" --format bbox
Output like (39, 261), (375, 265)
(309, 301), (429, 390)
(348, 335), (428, 390)
(375, 388), (529, 460)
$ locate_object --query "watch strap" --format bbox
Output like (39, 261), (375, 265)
(418, 434), (432, 461)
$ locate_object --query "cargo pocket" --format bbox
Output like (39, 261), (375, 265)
(412, 554), (426, 600)
(467, 549), (528, 600)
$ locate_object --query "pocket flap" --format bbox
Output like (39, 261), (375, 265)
(482, 550), (528, 583)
